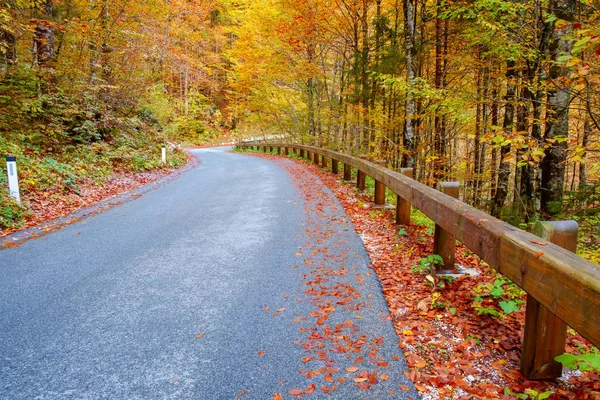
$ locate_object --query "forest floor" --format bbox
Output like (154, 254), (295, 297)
(0, 152), (196, 242)
(246, 150), (600, 400)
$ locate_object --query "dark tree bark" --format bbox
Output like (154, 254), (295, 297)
(1, 29), (17, 67)
(540, 0), (576, 215)
(492, 60), (517, 218)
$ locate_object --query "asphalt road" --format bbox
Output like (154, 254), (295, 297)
(0, 147), (416, 399)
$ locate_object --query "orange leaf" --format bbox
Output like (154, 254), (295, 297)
(415, 384), (427, 392)
(288, 388), (303, 396)
(272, 394), (283, 400)
(236, 389), (248, 398)
(535, 251), (543, 258)
(302, 356), (315, 363)
(346, 366), (359, 373)
(304, 383), (316, 394)
(353, 377), (368, 383)
(276, 308), (286, 312)
(399, 385), (411, 391)
(257, 351), (266, 356)
(415, 360), (427, 368)
(380, 373), (389, 381)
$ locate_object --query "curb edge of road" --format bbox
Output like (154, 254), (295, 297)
(1, 152), (201, 251)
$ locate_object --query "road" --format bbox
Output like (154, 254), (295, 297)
(0, 147), (416, 399)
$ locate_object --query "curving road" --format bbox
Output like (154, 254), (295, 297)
(0, 147), (416, 399)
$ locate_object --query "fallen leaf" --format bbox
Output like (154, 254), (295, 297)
(272, 394), (283, 400)
(399, 385), (411, 391)
(276, 308), (286, 312)
(258, 351), (266, 356)
(380, 373), (389, 381)
(195, 332), (205, 339)
(288, 388), (303, 396)
(346, 366), (359, 373)
(535, 251), (543, 258)
(235, 389), (248, 398)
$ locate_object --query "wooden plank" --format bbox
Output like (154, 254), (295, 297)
(374, 180), (386, 205)
(357, 170), (366, 190)
(343, 163), (352, 181)
(521, 221), (575, 380)
(396, 168), (413, 226)
(434, 182), (460, 271)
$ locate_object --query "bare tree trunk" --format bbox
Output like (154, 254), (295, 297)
(580, 119), (590, 187)
(492, 60), (517, 217)
(540, 0), (575, 215)
(490, 82), (499, 201)
(402, 0), (417, 168)
(1, 29), (17, 69)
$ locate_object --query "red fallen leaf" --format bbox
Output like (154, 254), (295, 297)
(531, 240), (547, 246)
(235, 389), (248, 398)
(304, 383), (316, 394)
(535, 251), (543, 258)
(257, 351), (266, 356)
(320, 385), (331, 394)
(325, 373), (334, 382)
(346, 366), (359, 373)
(288, 388), (303, 396)
(302, 356), (315, 363)
(264, 307), (269, 311)
(380, 373), (390, 381)
(272, 394), (283, 400)
(353, 377), (368, 383)
(399, 385), (411, 391)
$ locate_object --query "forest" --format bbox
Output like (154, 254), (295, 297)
(1, 0), (600, 252)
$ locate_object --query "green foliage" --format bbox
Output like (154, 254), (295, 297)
(503, 387), (552, 400)
(555, 352), (600, 372)
(411, 254), (444, 274)
(472, 277), (525, 317)
(0, 188), (29, 230)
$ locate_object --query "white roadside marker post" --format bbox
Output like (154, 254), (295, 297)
(162, 145), (167, 164)
(5, 156), (20, 203)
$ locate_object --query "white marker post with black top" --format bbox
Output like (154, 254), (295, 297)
(5, 156), (20, 203)
(162, 145), (167, 164)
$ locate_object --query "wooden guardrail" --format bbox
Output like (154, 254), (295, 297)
(237, 142), (600, 380)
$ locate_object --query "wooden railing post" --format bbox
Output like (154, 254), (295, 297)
(285, 147), (289, 156)
(357, 170), (366, 190)
(321, 155), (327, 168)
(396, 168), (413, 226)
(314, 152), (320, 165)
(343, 163), (352, 181)
(374, 180), (386, 205)
(434, 182), (460, 271)
(521, 221), (577, 380)
(277, 146), (281, 155)
(332, 159), (339, 175)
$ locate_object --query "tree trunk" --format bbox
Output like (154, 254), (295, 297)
(492, 61), (517, 218)
(540, 0), (575, 215)
(402, 0), (417, 168)
(1, 29), (17, 68)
